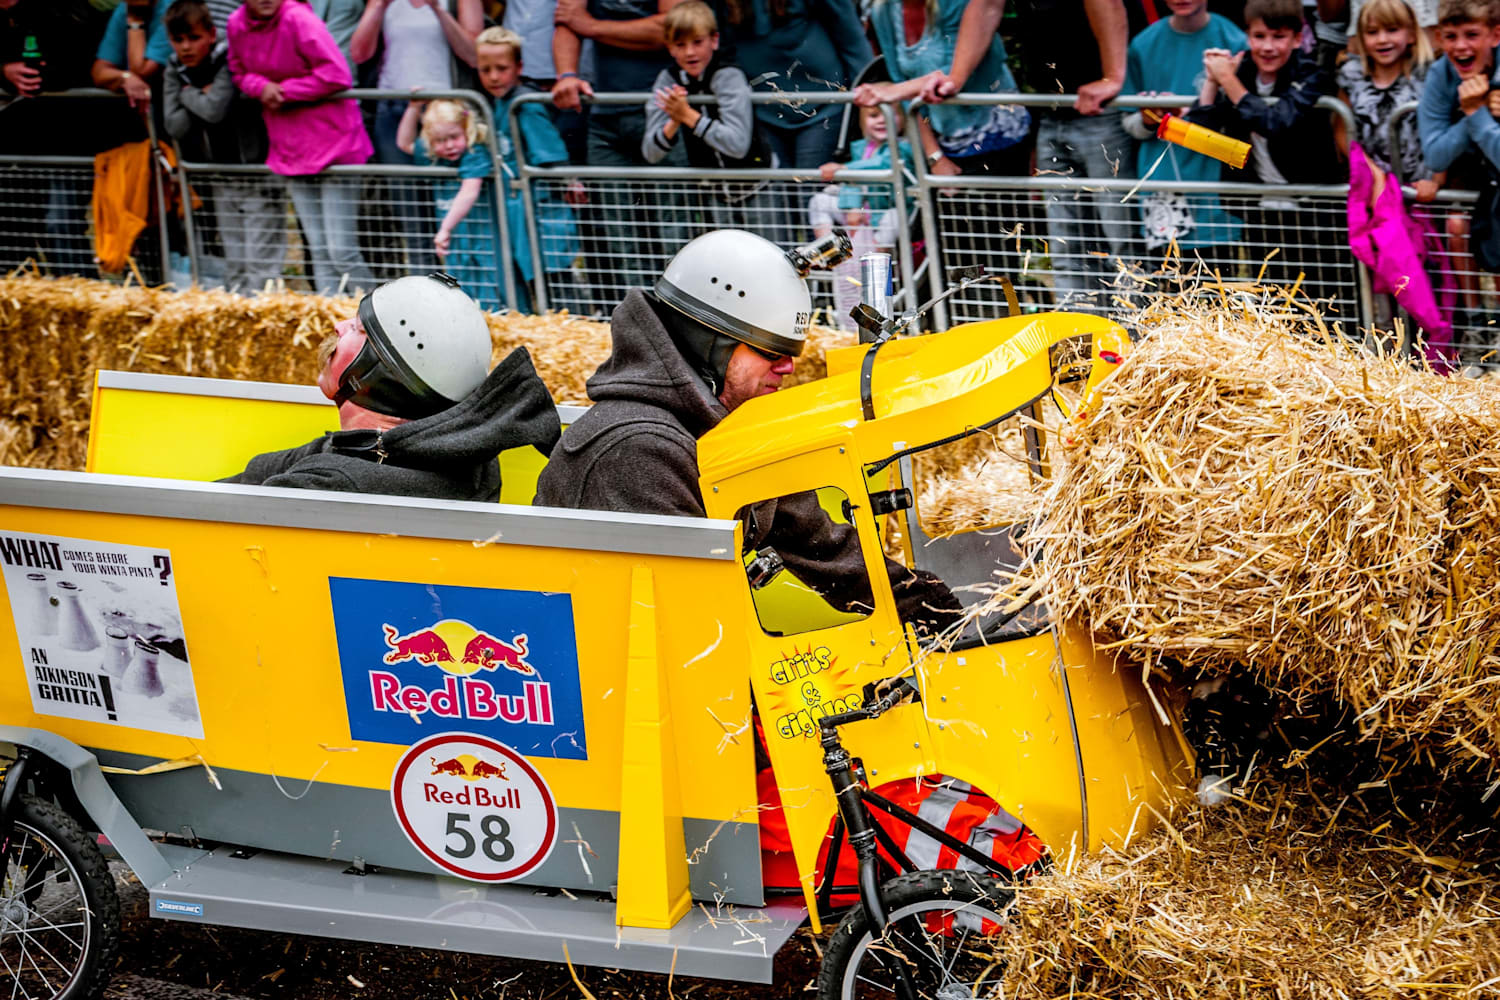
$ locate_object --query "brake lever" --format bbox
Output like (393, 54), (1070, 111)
(861, 675), (920, 714)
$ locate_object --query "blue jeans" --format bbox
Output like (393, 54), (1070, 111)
(760, 115), (839, 170)
(214, 179), (287, 295)
(582, 110), (689, 304)
(760, 116), (841, 248)
(1034, 113), (1138, 309)
(288, 173), (376, 296)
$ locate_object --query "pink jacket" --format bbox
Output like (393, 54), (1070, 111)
(228, 0), (371, 176)
(1346, 142), (1453, 369)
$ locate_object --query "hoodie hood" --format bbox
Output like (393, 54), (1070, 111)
(584, 289), (727, 439)
(226, 346), (561, 502)
(338, 345), (560, 470)
(240, 0), (288, 32)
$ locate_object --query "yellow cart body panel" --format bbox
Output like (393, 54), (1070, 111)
(0, 469), (763, 923)
(698, 312), (1185, 918)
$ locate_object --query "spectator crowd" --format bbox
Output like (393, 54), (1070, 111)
(1, 0), (1497, 363)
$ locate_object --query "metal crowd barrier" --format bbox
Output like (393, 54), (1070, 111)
(895, 93), (1364, 330)
(507, 91), (1370, 337)
(175, 88), (516, 310)
(12, 88), (1464, 372)
(507, 90), (917, 324)
(0, 89), (171, 282)
(1384, 101), (1499, 370)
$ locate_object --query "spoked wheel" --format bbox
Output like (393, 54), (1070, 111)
(0, 796), (119, 1000)
(818, 869), (1015, 1000)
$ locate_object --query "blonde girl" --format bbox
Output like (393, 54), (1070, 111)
(1338, 0), (1439, 199)
(396, 98), (501, 309)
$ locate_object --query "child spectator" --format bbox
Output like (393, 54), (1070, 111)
(642, 1), (773, 229)
(162, 0), (285, 295)
(1340, 0), (1438, 195)
(1348, 0), (1441, 49)
(1338, 0), (1452, 359)
(229, 0), (375, 296)
(1187, 0), (1345, 303)
(477, 26), (580, 313)
(810, 103), (915, 332)
(1122, 0), (1247, 267)
(397, 99), (502, 309)
(1418, 0), (1500, 357)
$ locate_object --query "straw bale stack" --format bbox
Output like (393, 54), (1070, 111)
(988, 776), (1500, 998)
(991, 287), (1500, 770)
(0, 276), (848, 470)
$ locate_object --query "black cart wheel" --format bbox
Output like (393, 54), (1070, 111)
(817, 869), (1015, 1000)
(0, 796), (119, 1000)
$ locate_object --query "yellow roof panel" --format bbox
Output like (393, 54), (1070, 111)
(699, 311), (1125, 482)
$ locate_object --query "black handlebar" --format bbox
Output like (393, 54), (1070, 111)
(818, 674), (919, 736)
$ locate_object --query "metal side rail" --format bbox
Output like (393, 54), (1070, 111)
(146, 843), (805, 982)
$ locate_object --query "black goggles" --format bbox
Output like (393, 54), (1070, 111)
(746, 344), (790, 363)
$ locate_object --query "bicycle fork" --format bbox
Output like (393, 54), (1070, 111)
(820, 707), (923, 1000)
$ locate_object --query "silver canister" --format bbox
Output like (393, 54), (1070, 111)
(125, 639), (165, 698)
(859, 253), (893, 330)
(24, 573), (57, 635)
(56, 581), (98, 652)
(103, 626), (133, 678)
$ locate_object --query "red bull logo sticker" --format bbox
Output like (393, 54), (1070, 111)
(391, 732), (558, 882)
(330, 579), (586, 759)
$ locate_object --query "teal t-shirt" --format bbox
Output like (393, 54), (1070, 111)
(836, 137), (916, 213)
(1124, 15), (1247, 181)
(96, 0), (172, 68)
(1124, 15), (1247, 248)
(494, 89), (570, 173)
(870, 0), (1027, 157)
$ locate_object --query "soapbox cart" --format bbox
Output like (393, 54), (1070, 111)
(0, 310), (1188, 1000)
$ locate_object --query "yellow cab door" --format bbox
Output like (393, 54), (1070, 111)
(703, 443), (936, 921)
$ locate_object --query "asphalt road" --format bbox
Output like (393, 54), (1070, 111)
(104, 864), (823, 1000)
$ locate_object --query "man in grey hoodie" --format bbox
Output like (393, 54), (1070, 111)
(534, 230), (960, 634)
(225, 273), (560, 501)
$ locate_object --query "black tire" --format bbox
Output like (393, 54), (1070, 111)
(817, 869), (1015, 1000)
(0, 795), (120, 1000)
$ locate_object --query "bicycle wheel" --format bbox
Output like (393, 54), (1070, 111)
(818, 869), (1015, 1000)
(0, 795), (119, 1000)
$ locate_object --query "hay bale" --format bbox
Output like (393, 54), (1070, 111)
(0, 277), (850, 469)
(989, 780), (1500, 999)
(994, 287), (1500, 770)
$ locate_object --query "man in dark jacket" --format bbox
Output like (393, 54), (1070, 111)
(225, 273), (560, 500)
(534, 230), (961, 635)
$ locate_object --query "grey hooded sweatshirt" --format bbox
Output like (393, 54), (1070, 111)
(534, 291), (960, 632)
(224, 347), (560, 502)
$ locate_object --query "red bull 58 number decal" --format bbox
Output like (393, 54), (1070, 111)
(329, 578), (586, 759)
(392, 732), (558, 882)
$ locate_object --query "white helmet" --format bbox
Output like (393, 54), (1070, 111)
(656, 230), (844, 358)
(337, 273), (492, 417)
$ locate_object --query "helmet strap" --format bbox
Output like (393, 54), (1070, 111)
(649, 292), (737, 397)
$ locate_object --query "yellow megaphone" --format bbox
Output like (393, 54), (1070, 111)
(1155, 112), (1251, 169)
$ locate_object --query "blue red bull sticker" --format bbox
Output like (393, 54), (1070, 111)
(329, 578), (586, 759)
